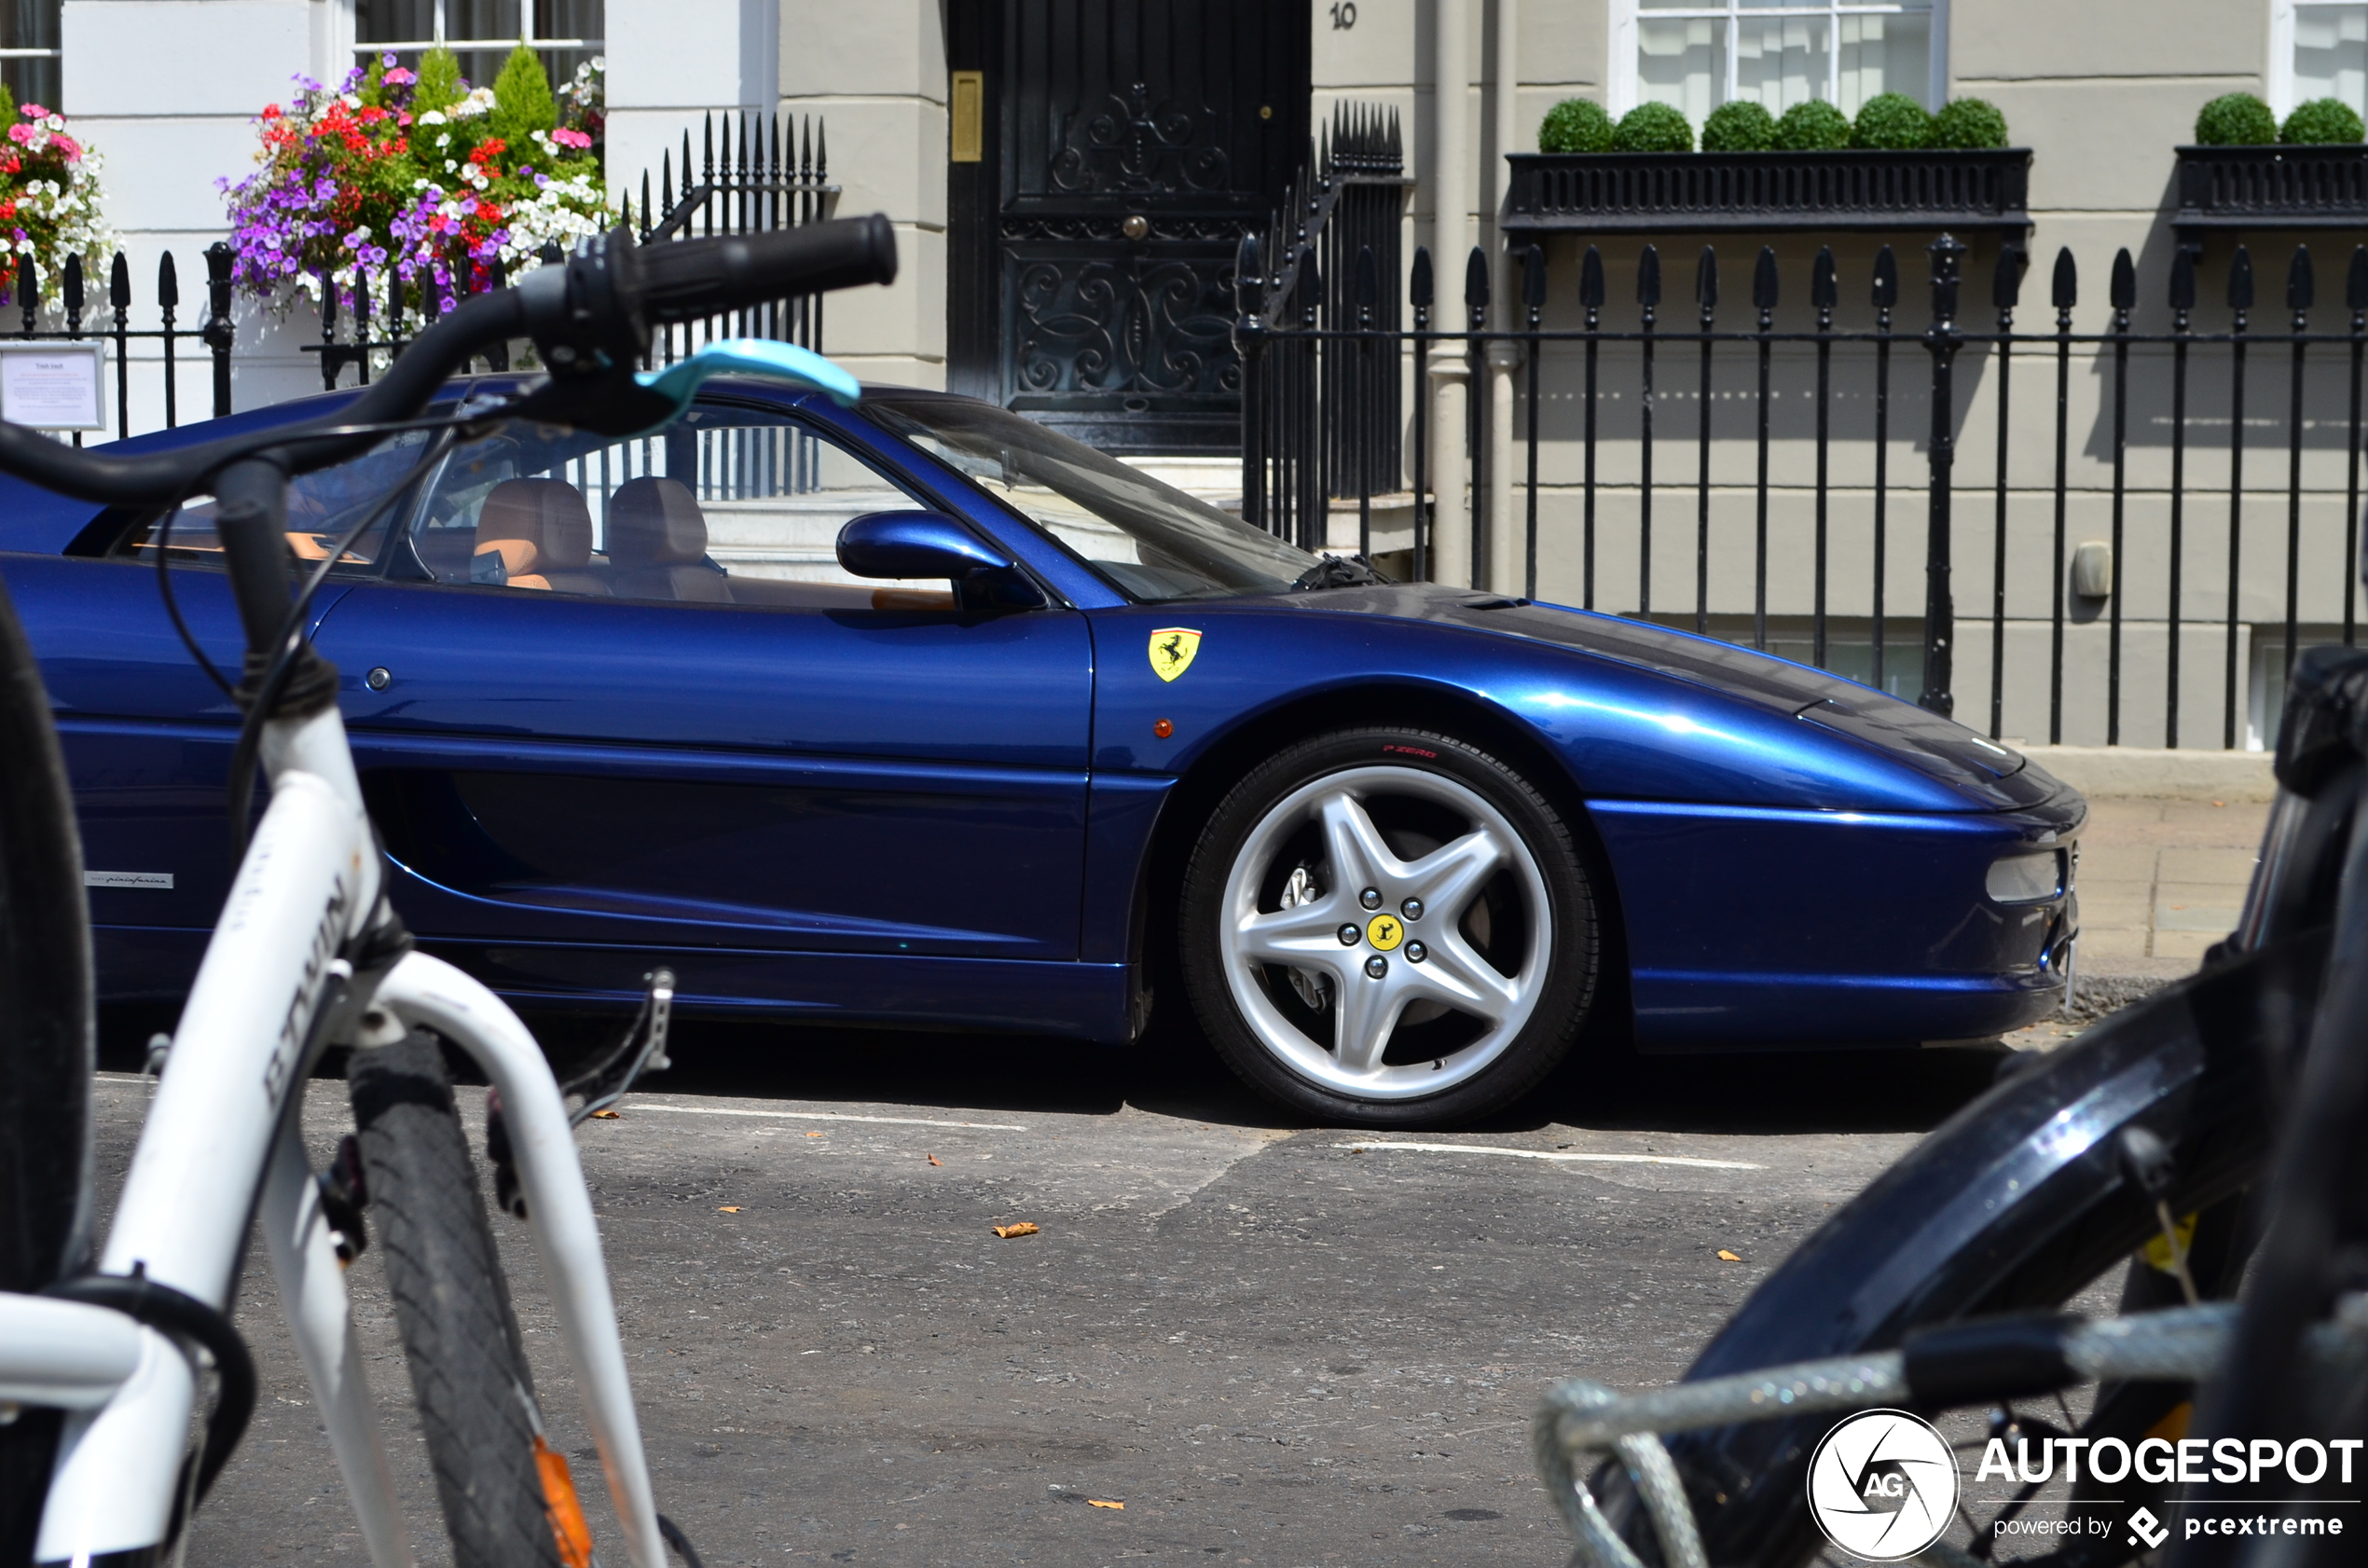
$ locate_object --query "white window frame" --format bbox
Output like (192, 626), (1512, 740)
(0, 0), (61, 101)
(346, 0), (601, 69)
(2269, 0), (2368, 117)
(1608, 0), (1948, 118)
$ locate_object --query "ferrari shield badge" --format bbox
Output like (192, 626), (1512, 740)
(1150, 626), (1203, 682)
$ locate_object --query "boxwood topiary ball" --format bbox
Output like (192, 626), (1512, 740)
(1701, 100), (1778, 152)
(1930, 97), (2008, 149)
(1774, 99), (1852, 152)
(2196, 91), (2278, 145)
(1852, 92), (1932, 150)
(1613, 102), (1693, 153)
(1538, 97), (1614, 154)
(2282, 96), (2366, 144)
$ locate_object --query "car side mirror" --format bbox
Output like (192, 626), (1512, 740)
(836, 511), (1042, 608)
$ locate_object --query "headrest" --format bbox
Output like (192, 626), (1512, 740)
(475, 478), (594, 571)
(607, 476), (708, 566)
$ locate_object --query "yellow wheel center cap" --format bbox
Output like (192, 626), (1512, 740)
(1366, 914), (1405, 952)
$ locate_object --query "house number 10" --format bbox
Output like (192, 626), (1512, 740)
(1329, 1), (1356, 28)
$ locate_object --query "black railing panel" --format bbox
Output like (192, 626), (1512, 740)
(1244, 230), (2368, 751)
(1503, 149), (2031, 236)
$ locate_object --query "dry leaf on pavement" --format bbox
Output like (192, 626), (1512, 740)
(928, 1154), (943, 1166)
(589, 1109), (621, 1120)
(717, 1206), (742, 1214)
(992, 1222), (1040, 1238)
(1715, 1249), (1741, 1261)
(1088, 1499), (1124, 1509)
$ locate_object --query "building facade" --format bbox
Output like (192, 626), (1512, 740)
(28, 1), (2368, 747)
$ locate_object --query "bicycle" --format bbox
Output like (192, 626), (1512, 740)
(0, 213), (897, 1568)
(1531, 642), (2368, 1566)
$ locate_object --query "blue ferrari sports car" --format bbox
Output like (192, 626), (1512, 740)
(0, 372), (2081, 1123)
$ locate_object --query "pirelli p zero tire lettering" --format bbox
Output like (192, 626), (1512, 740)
(1179, 727), (1598, 1125)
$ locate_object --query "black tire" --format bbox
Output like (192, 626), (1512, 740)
(1179, 726), (1597, 1125)
(0, 573), (93, 1564)
(348, 1034), (563, 1568)
(1590, 930), (2311, 1567)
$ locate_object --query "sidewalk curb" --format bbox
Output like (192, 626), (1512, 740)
(2018, 744), (2276, 803)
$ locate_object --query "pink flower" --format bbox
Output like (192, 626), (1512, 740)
(49, 134), (78, 160)
(6, 124), (32, 147)
(551, 128), (592, 150)
(18, 104), (46, 120)
(383, 66), (416, 85)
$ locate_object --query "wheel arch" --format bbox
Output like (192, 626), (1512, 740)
(1135, 678), (1634, 1048)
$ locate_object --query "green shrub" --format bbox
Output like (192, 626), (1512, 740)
(1701, 100), (1777, 152)
(1852, 92), (1932, 149)
(1613, 101), (1693, 153)
(1930, 97), (2008, 149)
(489, 43), (558, 147)
(2195, 91), (2278, 145)
(411, 44), (465, 118)
(1537, 97), (1615, 154)
(2282, 96), (2366, 144)
(1773, 99), (1852, 152)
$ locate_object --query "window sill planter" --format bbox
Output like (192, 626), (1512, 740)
(1500, 147), (2031, 236)
(2173, 144), (2368, 236)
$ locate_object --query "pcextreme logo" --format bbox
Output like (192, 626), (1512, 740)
(1807, 1410), (1959, 1561)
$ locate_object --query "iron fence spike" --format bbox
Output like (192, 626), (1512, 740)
(1695, 244), (1717, 309)
(1872, 244), (1897, 308)
(2288, 244), (2315, 312)
(1411, 245), (1433, 309)
(2351, 245), (2368, 310)
(1524, 244), (1547, 309)
(1580, 244), (1604, 309)
(2111, 247), (2136, 311)
(2169, 245), (2196, 311)
(109, 250), (129, 309)
(1465, 245), (1490, 310)
(1637, 243), (1661, 307)
(158, 251), (177, 309)
(1994, 243), (2027, 310)
(2228, 244), (2253, 310)
(1753, 245), (1777, 310)
(2052, 246), (2077, 309)
(1811, 245), (1837, 309)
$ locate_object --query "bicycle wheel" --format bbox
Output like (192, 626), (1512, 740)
(0, 574), (94, 1563)
(348, 1032), (566, 1568)
(1590, 929), (2320, 1567)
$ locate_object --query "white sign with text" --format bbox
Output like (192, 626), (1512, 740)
(0, 341), (105, 430)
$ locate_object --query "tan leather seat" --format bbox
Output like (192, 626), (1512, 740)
(606, 476), (731, 602)
(474, 478), (609, 594)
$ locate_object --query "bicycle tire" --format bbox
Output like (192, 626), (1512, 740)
(1590, 928), (2320, 1567)
(348, 1032), (564, 1568)
(0, 572), (95, 1565)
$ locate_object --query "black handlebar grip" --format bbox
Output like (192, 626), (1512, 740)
(633, 213), (898, 327)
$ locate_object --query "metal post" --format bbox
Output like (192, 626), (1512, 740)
(158, 252), (179, 430)
(1752, 245), (1777, 652)
(1522, 243), (1544, 600)
(1989, 244), (2025, 740)
(203, 241), (235, 419)
(1921, 234), (1965, 718)
(2168, 247), (2194, 748)
(109, 252), (130, 442)
(1411, 246), (1432, 582)
(2106, 247), (2134, 743)
(1233, 233), (1267, 533)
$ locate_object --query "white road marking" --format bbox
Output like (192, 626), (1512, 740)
(625, 1103), (1026, 1132)
(1331, 1140), (1763, 1171)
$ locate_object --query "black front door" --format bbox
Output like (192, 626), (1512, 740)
(948, 0), (1309, 455)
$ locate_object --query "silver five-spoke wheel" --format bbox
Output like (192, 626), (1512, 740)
(1180, 728), (1596, 1124)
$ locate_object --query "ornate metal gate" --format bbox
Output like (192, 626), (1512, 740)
(948, 0), (1310, 453)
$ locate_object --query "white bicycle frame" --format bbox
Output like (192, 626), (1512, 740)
(0, 701), (667, 1568)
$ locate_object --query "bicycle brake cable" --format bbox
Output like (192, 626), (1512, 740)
(221, 424), (461, 863)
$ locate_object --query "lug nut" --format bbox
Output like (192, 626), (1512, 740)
(1363, 955), (1388, 979)
(1359, 887), (1383, 910)
(1406, 942), (1426, 963)
(1401, 898), (1424, 921)
(1338, 924), (1361, 945)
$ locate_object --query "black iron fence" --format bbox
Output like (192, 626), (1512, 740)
(1238, 230), (2368, 750)
(0, 243), (237, 440)
(1235, 105), (1408, 553)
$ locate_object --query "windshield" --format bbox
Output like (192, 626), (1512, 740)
(862, 394), (1321, 601)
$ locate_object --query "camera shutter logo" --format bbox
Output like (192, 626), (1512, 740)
(1806, 1410), (1960, 1561)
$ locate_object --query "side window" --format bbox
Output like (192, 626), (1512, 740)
(113, 426), (439, 574)
(397, 406), (955, 609)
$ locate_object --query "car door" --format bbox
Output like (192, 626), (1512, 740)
(9, 439), (426, 990)
(308, 399), (1095, 975)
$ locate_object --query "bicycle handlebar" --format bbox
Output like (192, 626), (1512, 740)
(0, 213), (898, 508)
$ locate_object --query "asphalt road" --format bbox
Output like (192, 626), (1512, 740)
(85, 1013), (2023, 1568)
